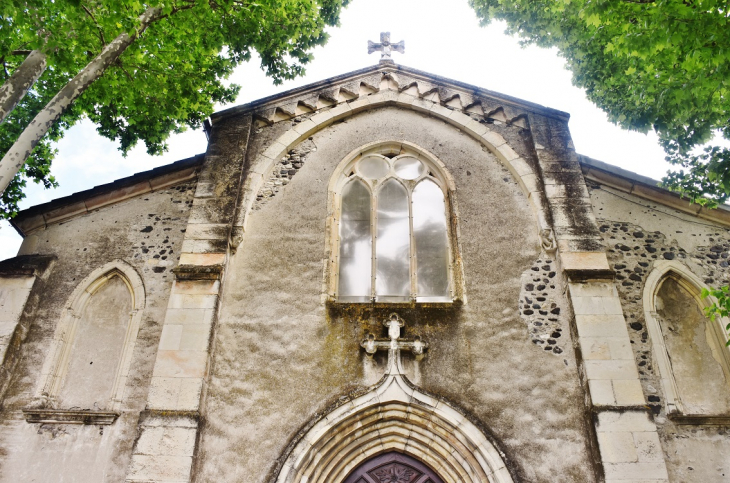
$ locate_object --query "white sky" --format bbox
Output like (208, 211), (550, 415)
(0, 0), (674, 260)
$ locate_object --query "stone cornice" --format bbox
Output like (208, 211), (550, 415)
(209, 63), (570, 126)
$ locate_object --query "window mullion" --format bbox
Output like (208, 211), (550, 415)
(409, 186), (417, 302)
(371, 183), (377, 302)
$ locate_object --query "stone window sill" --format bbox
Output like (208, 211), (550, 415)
(329, 297), (461, 308)
(23, 408), (119, 425)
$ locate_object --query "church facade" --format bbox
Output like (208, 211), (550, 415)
(0, 60), (729, 482)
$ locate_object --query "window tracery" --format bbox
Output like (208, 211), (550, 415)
(329, 142), (459, 303)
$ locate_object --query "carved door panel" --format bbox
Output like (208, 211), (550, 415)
(343, 452), (444, 483)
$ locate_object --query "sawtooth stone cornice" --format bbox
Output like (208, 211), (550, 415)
(208, 64), (570, 130)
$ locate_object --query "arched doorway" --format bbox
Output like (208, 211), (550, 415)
(344, 452), (445, 483)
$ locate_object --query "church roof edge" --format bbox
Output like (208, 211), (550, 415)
(579, 154), (730, 227)
(10, 154), (205, 237)
(209, 63), (571, 124)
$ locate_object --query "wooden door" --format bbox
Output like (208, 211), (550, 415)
(343, 451), (445, 483)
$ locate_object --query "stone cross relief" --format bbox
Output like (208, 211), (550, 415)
(360, 313), (428, 380)
(368, 32), (405, 64)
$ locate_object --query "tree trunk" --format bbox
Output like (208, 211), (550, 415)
(0, 50), (47, 124)
(0, 6), (163, 196)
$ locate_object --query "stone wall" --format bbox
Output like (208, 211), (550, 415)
(195, 106), (596, 482)
(589, 179), (730, 482)
(0, 181), (195, 483)
(5, 64), (725, 482)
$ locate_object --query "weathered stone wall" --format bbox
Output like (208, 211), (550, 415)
(589, 180), (730, 482)
(0, 182), (195, 483)
(195, 106), (595, 482)
(0, 276), (36, 386)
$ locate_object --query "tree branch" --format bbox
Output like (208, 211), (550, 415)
(0, 6), (164, 195)
(81, 4), (107, 46)
(0, 50), (47, 124)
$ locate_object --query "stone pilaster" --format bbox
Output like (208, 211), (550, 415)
(528, 115), (669, 481)
(126, 115), (252, 483)
(568, 277), (669, 482)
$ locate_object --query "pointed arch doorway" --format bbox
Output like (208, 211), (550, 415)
(343, 452), (445, 483)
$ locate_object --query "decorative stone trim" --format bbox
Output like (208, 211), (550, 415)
(236, 87), (552, 254)
(275, 350), (515, 483)
(22, 408), (119, 425)
(211, 65), (564, 127)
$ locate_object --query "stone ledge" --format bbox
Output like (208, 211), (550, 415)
(23, 408), (119, 425)
(560, 251), (614, 281)
(172, 265), (223, 280)
(668, 413), (730, 425)
(0, 255), (56, 277)
(139, 409), (200, 427)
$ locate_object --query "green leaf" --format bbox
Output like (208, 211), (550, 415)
(0, 0), (348, 219)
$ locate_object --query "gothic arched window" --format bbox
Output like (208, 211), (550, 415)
(34, 261), (145, 414)
(331, 143), (457, 303)
(643, 261), (730, 418)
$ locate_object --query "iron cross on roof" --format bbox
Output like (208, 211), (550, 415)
(368, 32), (404, 64)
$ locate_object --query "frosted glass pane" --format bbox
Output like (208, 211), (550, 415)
(413, 180), (450, 300)
(358, 156), (389, 179)
(339, 180), (371, 300)
(393, 156), (424, 180)
(376, 180), (410, 300)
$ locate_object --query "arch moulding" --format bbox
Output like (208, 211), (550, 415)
(235, 89), (551, 243)
(34, 259), (146, 413)
(642, 260), (730, 415)
(273, 354), (515, 483)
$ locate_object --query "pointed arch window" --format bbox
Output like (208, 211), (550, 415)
(333, 144), (456, 303)
(28, 261), (145, 423)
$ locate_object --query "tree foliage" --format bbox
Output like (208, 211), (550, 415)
(470, 0), (730, 333)
(702, 286), (730, 346)
(469, 0), (730, 205)
(1, 0), (346, 217)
